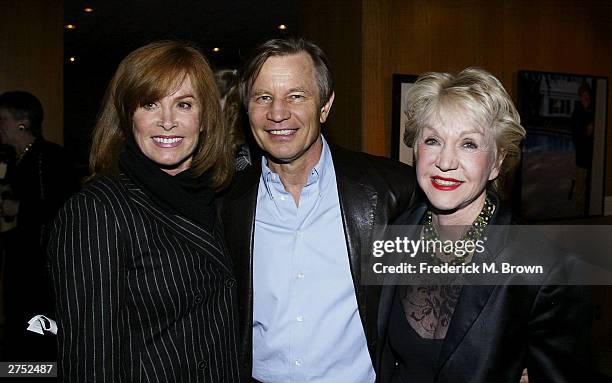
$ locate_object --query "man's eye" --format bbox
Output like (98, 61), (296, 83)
(289, 94), (303, 100)
(256, 95), (272, 102)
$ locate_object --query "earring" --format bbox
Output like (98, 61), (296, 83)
(18, 124), (26, 131)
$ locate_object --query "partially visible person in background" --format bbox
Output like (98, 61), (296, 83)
(571, 82), (594, 215)
(0, 91), (79, 360)
(214, 68), (253, 171)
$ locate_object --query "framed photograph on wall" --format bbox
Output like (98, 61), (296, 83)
(392, 74), (418, 166)
(517, 70), (608, 220)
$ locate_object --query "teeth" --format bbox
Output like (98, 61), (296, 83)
(269, 130), (294, 136)
(153, 137), (181, 144)
(433, 178), (460, 186)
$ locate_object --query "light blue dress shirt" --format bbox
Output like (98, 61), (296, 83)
(252, 137), (375, 383)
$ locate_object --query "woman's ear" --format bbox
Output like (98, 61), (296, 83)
(489, 149), (506, 181)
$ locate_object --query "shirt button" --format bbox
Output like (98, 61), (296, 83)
(198, 360), (207, 370)
(296, 315), (304, 322)
(224, 278), (235, 288)
(297, 272), (305, 279)
(280, 195), (286, 201)
(296, 230), (303, 238)
(295, 359), (303, 366)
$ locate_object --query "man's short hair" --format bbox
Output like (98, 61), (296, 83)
(240, 38), (334, 108)
(0, 91), (44, 137)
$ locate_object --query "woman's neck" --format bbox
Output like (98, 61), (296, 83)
(432, 193), (487, 227)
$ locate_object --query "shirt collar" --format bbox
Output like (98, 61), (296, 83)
(260, 135), (333, 200)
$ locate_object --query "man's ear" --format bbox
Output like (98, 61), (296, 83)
(319, 92), (335, 124)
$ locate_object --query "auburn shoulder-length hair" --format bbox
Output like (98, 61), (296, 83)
(89, 40), (233, 190)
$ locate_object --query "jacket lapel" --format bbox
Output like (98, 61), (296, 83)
(378, 203), (428, 340)
(120, 174), (233, 274)
(332, 148), (378, 291)
(435, 195), (512, 376)
(435, 284), (496, 376)
(221, 163), (260, 369)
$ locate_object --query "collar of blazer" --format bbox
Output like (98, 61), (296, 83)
(119, 173), (233, 275)
(378, 193), (515, 377)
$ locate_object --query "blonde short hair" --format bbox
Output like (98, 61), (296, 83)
(403, 68), (526, 187)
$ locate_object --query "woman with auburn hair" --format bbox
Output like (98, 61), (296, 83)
(49, 41), (240, 382)
(376, 68), (593, 383)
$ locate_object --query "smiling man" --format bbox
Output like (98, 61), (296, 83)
(221, 38), (416, 382)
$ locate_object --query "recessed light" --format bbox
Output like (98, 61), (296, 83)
(278, 24), (287, 30)
(69, 57), (76, 63)
(83, 7), (94, 13)
(64, 24), (77, 30)
(212, 47), (220, 53)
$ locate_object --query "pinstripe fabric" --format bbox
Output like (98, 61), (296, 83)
(49, 174), (240, 383)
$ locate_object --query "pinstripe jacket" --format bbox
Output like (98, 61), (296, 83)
(49, 174), (241, 382)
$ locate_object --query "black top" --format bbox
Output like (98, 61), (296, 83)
(2, 138), (79, 360)
(388, 286), (443, 383)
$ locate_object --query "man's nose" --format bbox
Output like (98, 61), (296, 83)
(266, 99), (291, 122)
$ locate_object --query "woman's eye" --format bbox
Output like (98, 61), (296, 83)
(462, 141), (478, 150)
(424, 137), (439, 145)
(142, 102), (157, 110)
(177, 101), (192, 109)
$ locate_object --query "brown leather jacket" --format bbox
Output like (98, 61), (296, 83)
(220, 144), (416, 379)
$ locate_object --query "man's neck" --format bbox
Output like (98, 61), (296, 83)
(267, 137), (323, 206)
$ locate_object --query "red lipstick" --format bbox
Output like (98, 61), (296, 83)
(430, 176), (462, 191)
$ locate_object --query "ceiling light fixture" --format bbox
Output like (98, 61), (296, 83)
(64, 24), (77, 30)
(278, 24), (287, 30)
(83, 7), (94, 13)
(69, 57), (76, 63)
(212, 47), (220, 53)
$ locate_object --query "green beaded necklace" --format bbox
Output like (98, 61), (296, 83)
(421, 196), (495, 265)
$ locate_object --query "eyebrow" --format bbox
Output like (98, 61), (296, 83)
(423, 126), (485, 136)
(288, 87), (311, 94)
(250, 87), (313, 96)
(174, 93), (196, 100)
(250, 89), (268, 96)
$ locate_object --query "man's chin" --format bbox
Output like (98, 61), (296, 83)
(266, 152), (299, 165)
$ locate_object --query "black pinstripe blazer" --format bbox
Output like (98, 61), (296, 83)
(49, 174), (241, 383)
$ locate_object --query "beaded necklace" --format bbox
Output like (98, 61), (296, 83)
(421, 197), (495, 265)
(16, 141), (34, 165)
